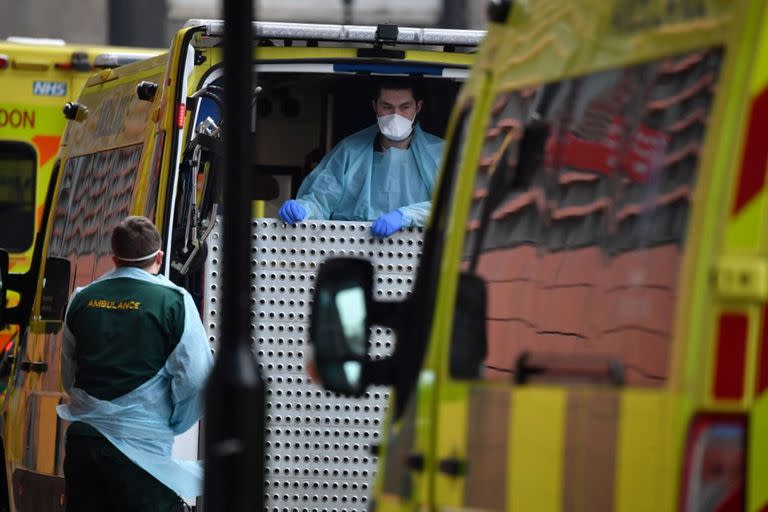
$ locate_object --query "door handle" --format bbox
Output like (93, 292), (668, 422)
(438, 456), (467, 477)
(406, 453), (425, 472)
(20, 361), (48, 373)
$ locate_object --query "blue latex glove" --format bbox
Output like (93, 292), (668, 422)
(279, 200), (307, 224)
(371, 210), (404, 237)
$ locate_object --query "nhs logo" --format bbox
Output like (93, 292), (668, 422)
(33, 81), (67, 97)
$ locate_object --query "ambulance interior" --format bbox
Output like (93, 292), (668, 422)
(189, 70), (462, 215)
(169, 69), (462, 281)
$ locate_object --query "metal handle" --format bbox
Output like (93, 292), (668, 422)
(515, 351), (624, 387)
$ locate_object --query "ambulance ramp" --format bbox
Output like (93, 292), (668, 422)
(204, 218), (423, 512)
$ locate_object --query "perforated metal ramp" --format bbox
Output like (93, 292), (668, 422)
(203, 218), (423, 512)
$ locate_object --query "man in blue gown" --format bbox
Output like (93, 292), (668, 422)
(58, 216), (213, 509)
(279, 79), (444, 237)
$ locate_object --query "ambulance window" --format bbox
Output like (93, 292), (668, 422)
(450, 48), (724, 386)
(0, 141), (36, 252)
(48, 144), (144, 290)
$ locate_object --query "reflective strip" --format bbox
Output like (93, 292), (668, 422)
(5, 36), (65, 45)
(714, 313), (748, 400)
(333, 63), (443, 75)
(562, 390), (619, 510)
(256, 63), (334, 73)
(732, 87), (768, 214)
(434, 395), (468, 507)
(615, 392), (664, 512)
(442, 68), (469, 79)
(509, 388), (566, 511)
(463, 387), (510, 511)
(31, 134), (61, 168)
(758, 306), (768, 396)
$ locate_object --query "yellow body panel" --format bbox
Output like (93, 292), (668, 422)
(508, 389), (566, 512)
(614, 392), (666, 511)
(432, 386), (468, 508)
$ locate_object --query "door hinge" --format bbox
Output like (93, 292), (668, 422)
(20, 361), (48, 373)
(406, 453), (425, 472)
(438, 456), (467, 477)
(713, 257), (768, 301)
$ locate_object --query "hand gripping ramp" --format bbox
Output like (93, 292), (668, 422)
(204, 218), (423, 512)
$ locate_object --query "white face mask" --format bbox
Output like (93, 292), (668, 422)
(377, 113), (414, 142)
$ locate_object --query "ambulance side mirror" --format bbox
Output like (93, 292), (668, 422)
(310, 258), (373, 397)
(40, 257), (71, 325)
(0, 249), (8, 326)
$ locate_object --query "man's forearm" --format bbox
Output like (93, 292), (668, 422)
(398, 201), (431, 227)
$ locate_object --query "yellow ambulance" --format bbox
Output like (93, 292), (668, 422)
(0, 37), (160, 274)
(0, 39), (160, 397)
(308, 1), (768, 511)
(0, 20), (479, 510)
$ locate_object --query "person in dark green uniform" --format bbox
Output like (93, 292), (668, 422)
(57, 216), (214, 511)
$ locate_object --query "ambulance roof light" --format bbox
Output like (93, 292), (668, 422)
(55, 51), (91, 71)
(185, 19), (486, 47)
(93, 52), (157, 68)
(5, 36), (67, 46)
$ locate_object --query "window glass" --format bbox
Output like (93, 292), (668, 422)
(451, 49), (724, 386)
(0, 142), (36, 252)
(49, 145), (144, 290)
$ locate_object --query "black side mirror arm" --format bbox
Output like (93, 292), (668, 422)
(368, 300), (402, 330)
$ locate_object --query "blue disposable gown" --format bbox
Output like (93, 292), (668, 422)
(57, 267), (214, 499)
(295, 123), (444, 227)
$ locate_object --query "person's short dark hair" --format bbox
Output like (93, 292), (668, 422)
(111, 216), (162, 268)
(372, 77), (424, 103)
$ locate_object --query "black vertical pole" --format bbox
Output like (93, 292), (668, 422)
(439, 0), (467, 28)
(204, 0), (265, 510)
(108, 0), (168, 46)
(342, 0), (354, 24)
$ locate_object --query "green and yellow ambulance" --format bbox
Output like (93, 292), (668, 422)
(309, 1), (768, 511)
